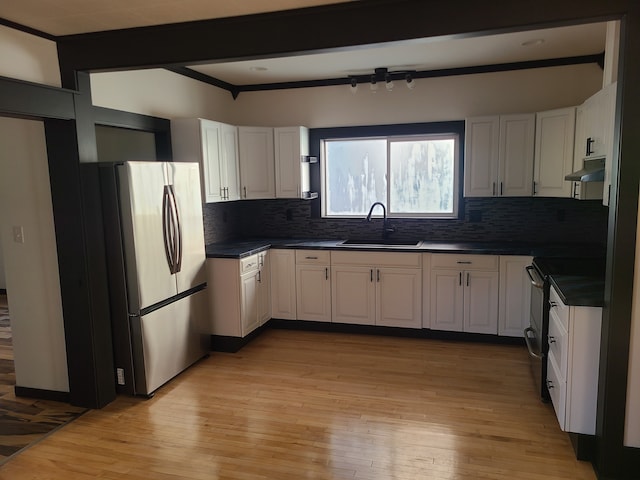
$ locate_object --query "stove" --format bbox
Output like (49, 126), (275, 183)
(525, 256), (605, 401)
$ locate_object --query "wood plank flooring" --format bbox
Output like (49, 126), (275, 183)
(0, 328), (596, 479)
(0, 295), (86, 463)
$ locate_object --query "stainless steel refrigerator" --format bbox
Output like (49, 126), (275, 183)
(100, 161), (209, 397)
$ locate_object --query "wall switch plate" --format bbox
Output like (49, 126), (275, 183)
(116, 368), (125, 385)
(12, 226), (24, 244)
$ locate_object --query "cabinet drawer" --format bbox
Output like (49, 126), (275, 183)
(548, 308), (568, 382)
(431, 254), (499, 271)
(547, 353), (567, 431)
(240, 254), (259, 274)
(296, 250), (331, 265)
(331, 251), (421, 268)
(549, 286), (569, 330)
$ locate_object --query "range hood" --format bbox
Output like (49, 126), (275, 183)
(565, 157), (605, 182)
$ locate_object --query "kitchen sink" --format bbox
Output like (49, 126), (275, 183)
(340, 239), (423, 247)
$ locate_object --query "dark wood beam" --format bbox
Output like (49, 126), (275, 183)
(56, 0), (623, 74)
(0, 76), (75, 120)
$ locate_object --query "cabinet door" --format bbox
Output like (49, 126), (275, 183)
(499, 114), (535, 197)
(238, 126), (275, 199)
(220, 123), (240, 201)
(376, 267), (422, 328)
(498, 256), (532, 337)
(430, 268), (464, 331)
(464, 270), (499, 334)
(464, 116), (499, 197)
(331, 265), (375, 325)
(274, 127), (307, 198)
(257, 252), (271, 325)
(296, 264), (331, 322)
(199, 120), (225, 203)
(240, 271), (259, 336)
(533, 107), (576, 198)
(270, 249), (297, 320)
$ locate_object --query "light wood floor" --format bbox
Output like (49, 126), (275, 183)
(0, 328), (596, 479)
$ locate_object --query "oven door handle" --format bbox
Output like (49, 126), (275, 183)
(525, 265), (544, 288)
(524, 327), (544, 360)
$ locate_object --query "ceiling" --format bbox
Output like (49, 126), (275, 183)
(0, 0), (607, 87)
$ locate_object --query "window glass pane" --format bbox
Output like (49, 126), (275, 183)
(389, 138), (456, 214)
(324, 139), (386, 216)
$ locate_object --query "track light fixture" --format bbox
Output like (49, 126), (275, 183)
(347, 67), (416, 94)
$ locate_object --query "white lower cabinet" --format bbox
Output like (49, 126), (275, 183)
(296, 250), (332, 322)
(430, 254), (499, 334)
(547, 286), (602, 435)
(270, 249), (297, 320)
(498, 255), (532, 337)
(207, 251), (270, 338)
(331, 251), (422, 328)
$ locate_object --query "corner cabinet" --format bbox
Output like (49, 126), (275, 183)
(498, 255), (532, 337)
(430, 254), (499, 334)
(533, 107), (576, 198)
(296, 250), (332, 322)
(207, 251), (270, 338)
(171, 118), (240, 203)
(464, 114), (534, 197)
(238, 126), (276, 199)
(331, 251), (422, 328)
(547, 286), (601, 435)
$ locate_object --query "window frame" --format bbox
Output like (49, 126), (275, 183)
(309, 121), (465, 220)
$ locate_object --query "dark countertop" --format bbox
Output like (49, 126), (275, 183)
(550, 275), (605, 307)
(205, 237), (605, 259)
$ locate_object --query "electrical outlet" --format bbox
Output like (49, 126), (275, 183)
(12, 226), (24, 244)
(116, 368), (125, 385)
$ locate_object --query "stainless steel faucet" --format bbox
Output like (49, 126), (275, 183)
(366, 202), (395, 236)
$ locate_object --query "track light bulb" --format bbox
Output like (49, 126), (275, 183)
(405, 73), (415, 90)
(350, 77), (358, 93)
(370, 75), (378, 93)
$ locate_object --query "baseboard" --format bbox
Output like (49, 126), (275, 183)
(569, 432), (596, 461)
(268, 319), (526, 345)
(210, 324), (267, 352)
(15, 385), (70, 403)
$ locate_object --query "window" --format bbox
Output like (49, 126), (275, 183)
(321, 130), (460, 218)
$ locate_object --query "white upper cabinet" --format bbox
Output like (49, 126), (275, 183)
(464, 116), (499, 197)
(238, 126), (276, 199)
(171, 118), (240, 203)
(274, 126), (311, 199)
(464, 114), (534, 197)
(533, 107), (576, 198)
(576, 82), (617, 205)
(499, 114), (535, 197)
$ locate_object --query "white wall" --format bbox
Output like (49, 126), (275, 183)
(0, 117), (69, 393)
(90, 64), (602, 127)
(0, 240), (5, 290)
(626, 186), (640, 447)
(228, 64), (602, 127)
(0, 24), (61, 87)
(91, 69), (237, 121)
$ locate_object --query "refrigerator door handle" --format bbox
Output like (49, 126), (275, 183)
(168, 185), (182, 273)
(162, 185), (176, 274)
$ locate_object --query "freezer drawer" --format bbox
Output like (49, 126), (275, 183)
(129, 288), (209, 396)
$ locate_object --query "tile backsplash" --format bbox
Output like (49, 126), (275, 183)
(203, 197), (609, 246)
